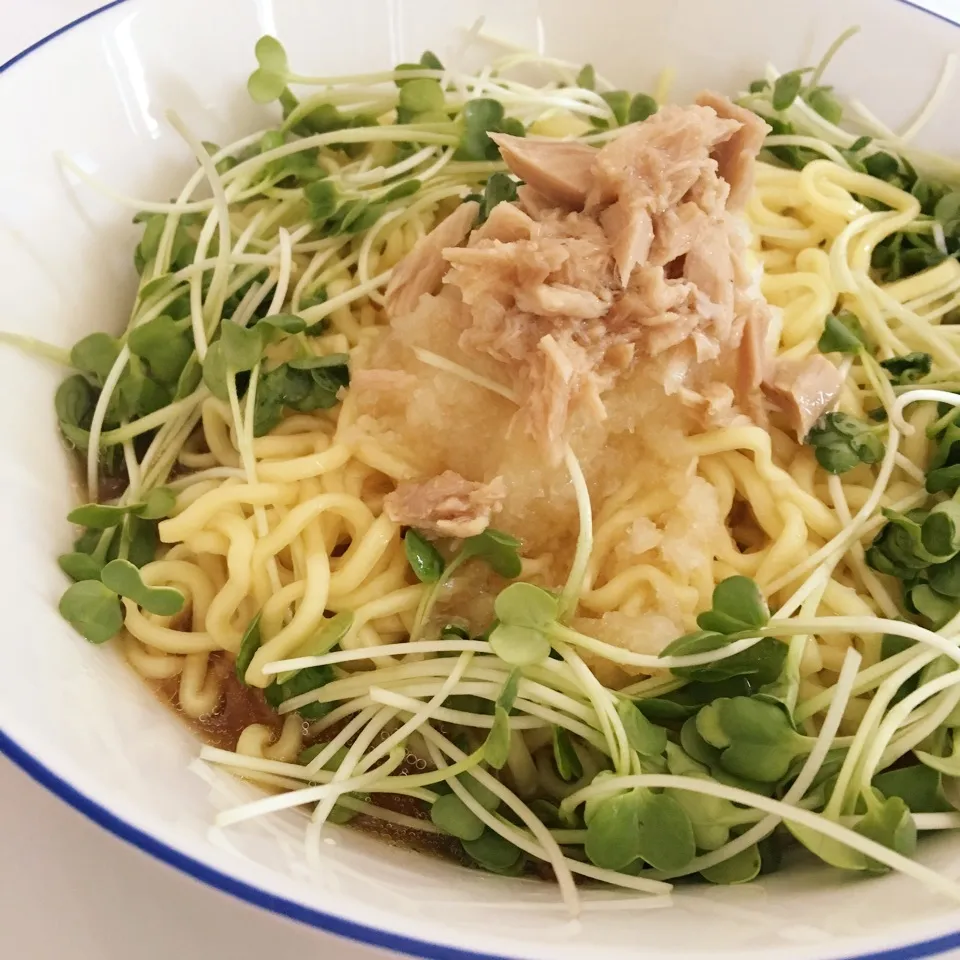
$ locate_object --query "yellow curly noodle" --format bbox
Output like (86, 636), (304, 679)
(123, 195), (441, 733)
(690, 158), (959, 702)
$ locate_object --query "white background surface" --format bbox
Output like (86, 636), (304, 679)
(0, 3), (397, 958)
(3, 2), (960, 960)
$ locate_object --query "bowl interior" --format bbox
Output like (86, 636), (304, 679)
(3, 1), (960, 958)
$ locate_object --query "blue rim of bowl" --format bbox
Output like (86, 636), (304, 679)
(2, 2), (960, 959)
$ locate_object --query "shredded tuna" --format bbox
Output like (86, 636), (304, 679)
(383, 471), (507, 538)
(695, 91), (771, 211)
(370, 95), (773, 460)
(763, 355), (843, 437)
(682, 218), (735, 339)
(474, 202), (535, 243)
(488, 133), (595, 208)
(384, 201), (479, 318)
(736, 301), (769, 424)
(516, 185), (557, 220)
(585, 104), (740, 285)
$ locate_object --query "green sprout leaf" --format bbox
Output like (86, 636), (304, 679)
(128, 315), (194, 384)
(600, 90), (630, 126)
(456, 98), (507, 161)
(248, 68), (288, 103)
(923, 499), (960, 559)
(483, 706), (512, 770)
(404, 529), (444, 583)
(489, 624), (550, 666)
(879, 352), (933, 385)
(661, 630), (785, 684)
(872, 764), (953, 813)
(483, 673), (518, 768)
(264, 665), (335, 719)
(55, 374), (96, 441)
(772, 70), (804, 111)
(635, 791), (696, 872)
(127, 515), (158, 568)
(431, 792), (485, 841)
(701, 845), (763, 884)
(235, 611), (262, 683)
(101, 559), (184, 616)
(585, 789), (642, 870)
(382, 179), (422, 202)
(459, 528), (522, 578)
(818, 311), (867, 354)
(498, 669), (520, 712)
(576, 64), (595, 90)
(696, 697), (812, 783)
(804, 85), (843, 124)
(477, 173), (519, 225)
(252, 354), (349, 435)
(70, 333), (121, 385)
(59, 579), (124, 644)
(220, 320), (264, 371)
(696, 576), (770, 634)
(665, 744), (745, 851)
(67, 502), (140, 529)
(139, 487), (177, 520)
(461, 830), (524, 875)
(305, 180), (339, 223)
(201, 341), (230, 401)
(806, 412), (885, 475)
(399, 78), (445, 115)
(787, 822), (867, 871)
(461, 773), (501, 812)
(617, 699), (667, 757)
(628, 93), (658, 123)
(58, 552), (105, 582)
(553, 726), (583, 781)
(494, 582), (558, 628)
(854, 795), (917, 874)
(255, 35), (289, 73)
(247, 37), (290, 104)
(864, 151), (901, 182)
(256, 314), (306, 341)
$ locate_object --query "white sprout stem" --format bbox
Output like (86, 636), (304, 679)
(899, 53), (957, 142)
(557, 644), (630, 774)
(303, 706), (380, 777)
(559, 444), (593, 619)
(214, 747), (406, 828)
(264, 638), (494, 676)
(858, 673), (960, 794)
(355, 653), (473, 773)
(0, 333), (71, 366)
(412, 349), (518, 402)
(892, 388), (960, 435)
(86, 346), (131, 497)
(825, 653), (938, 818)
(305, 706), (400, 857)
(99, 395), (201, 446)
(166, 111), (233, 351)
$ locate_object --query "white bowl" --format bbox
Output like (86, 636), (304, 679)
(4, 1), (960, 957)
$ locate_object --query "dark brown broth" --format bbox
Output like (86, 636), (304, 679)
(150, 652), (464, 862)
